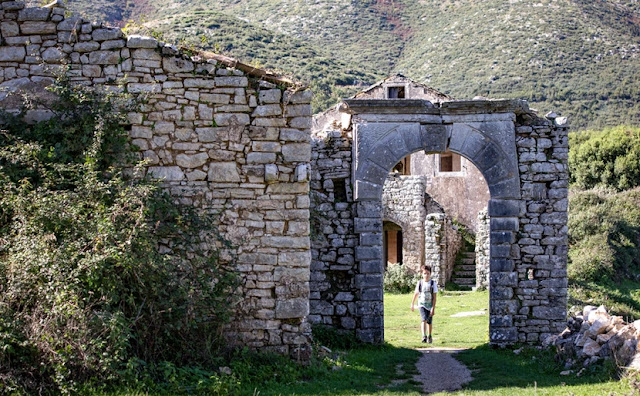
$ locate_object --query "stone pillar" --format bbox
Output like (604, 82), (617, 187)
(488, 199), (522, 345)
(354, 200), (384, 343)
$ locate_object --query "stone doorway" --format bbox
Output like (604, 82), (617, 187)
(342, 98), (568, 346)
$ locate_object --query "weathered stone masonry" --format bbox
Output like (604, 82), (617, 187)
(0, 1), (313, 357)
(312, 98), (569, 345)
(1, 1), (571, 351)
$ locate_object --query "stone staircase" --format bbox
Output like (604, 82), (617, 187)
(451, 251), (476, 290)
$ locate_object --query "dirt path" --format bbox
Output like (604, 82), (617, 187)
(412, 347), (473, 394)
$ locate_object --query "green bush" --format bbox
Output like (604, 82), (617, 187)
(384, 264), (419, 294)
(0, 78), (239, 393)
(568, 188), (640, 283)
(569, 126), (640, 191)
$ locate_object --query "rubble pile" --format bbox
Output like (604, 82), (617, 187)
(545, 305), (640, 374)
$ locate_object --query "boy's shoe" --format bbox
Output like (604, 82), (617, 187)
(422, 336), (427, 343)
(428, 335), (433, 344)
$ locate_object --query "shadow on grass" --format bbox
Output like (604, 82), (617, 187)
(250, 343), (423, 395)
(456, 343), (619, 392)
(570, 278), (640, 320)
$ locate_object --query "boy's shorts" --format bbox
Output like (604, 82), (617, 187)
(419, 306), (433, 324)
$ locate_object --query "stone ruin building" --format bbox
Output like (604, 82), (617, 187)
(0, 1), (570, 357)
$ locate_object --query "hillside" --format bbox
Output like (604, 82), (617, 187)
(56, 0), (640, 129)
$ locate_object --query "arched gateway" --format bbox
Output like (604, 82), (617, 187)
(310, 97), (570, 346)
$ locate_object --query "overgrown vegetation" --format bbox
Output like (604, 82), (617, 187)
(0, 79), (239, 394)
(568, 127), (640, 319)
(569, 126), (640, 191)
(384, 264), (419, 294)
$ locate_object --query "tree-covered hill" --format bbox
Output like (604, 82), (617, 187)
(49, 0), (640, 129)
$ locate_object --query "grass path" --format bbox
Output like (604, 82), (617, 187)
(384, 291), (634, 396)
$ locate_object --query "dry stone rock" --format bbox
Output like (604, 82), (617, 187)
(176, 153), (209, 169)
(0, 46), (25, 62)
(127, 35), (157, 48)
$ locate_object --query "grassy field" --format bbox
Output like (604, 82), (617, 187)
(83, 290), (636, 395)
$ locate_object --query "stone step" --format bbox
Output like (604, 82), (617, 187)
(452, 277), (476, 285)
(462, 258), (475, 265)
(456, 265), (476, 271)
(454, 270), (476, 277)
(463, 252), (476, 258)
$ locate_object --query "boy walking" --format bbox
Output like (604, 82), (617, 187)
(411, 265), (438, 343)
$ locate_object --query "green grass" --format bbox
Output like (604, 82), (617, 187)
(384, 290), (489, 349)
(78, 290), (636, 395)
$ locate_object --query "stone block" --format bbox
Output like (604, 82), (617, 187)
(208, 162), (241, 182)
(259, 89), (281, 104)
(490, 299), (519, 315)
(127, 34), (157, 48)
(214, 113), (250, 126)
(215, 76), (248, 87)
(88, 50), (119, 65)
(532, 306), (566, 320)
(491, 231), (515, 244)
(355, 246), (381, 260)
(74, 42), (100, 53)
(41, 47), (65, 63)
(247, 152), (276, 164)
(490, 315), (513, 327)
(490, 244), (511, 258)
(0, 46), (25, 62)
(488, 199), (522, 217)
(360, 260), (383, 274)
(101, 39), (125, 50)
(1, 21), (19, 37)
(276, 298), (309, 319)
(422, 124), (448, 153)
(489, 259), (515, 272)
(490, 272), (518, 288)
(252, 104), (282, 117)
(282, 143), (311, 162)
(279, 251), (311, 267)
(284, 89), (313, 104)
(92, 28), (123, 41)
(163, 57), (194, 73)
(490, 217), (519, 231)
(132, 48), (161, 61)
(147, 166), (184, 181)
(18, 7), (50, 21)
(360, 287), (383, 301)
(176, 152), (208, 169)
(20, 21), (56, 35)
(57, 16), (82, 31)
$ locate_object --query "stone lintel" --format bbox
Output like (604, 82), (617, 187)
(342, 98), (528, 116)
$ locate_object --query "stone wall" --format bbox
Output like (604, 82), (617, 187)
(425, 213), (462, 287)
(475, 208), (490, 289)
(0, 1), (313, 357)
(510, 115), (570, 343)
(381, 174), (428, 273)
(308, 127), (358, 329)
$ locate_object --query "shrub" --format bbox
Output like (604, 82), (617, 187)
(568, 188), (640, 283)
(0, 78), (239, 393)
(384, 264), (419, 294)
(569, 126), (640, 191)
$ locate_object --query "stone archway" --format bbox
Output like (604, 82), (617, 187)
(341, 98), (569, 346)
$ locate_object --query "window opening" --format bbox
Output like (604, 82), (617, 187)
(391, 156), (411, 175)
(333, 178), (347, 202)
(387, 86), (406, 99)
(439, 151), (461, 172)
